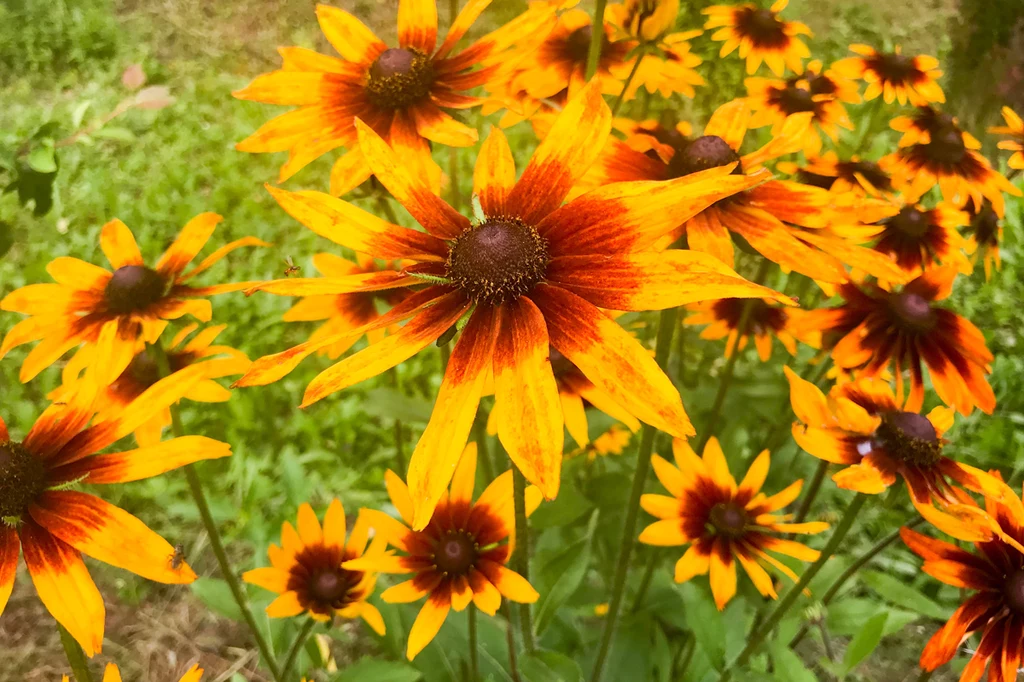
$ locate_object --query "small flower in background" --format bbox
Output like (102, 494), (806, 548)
(50, 324), (251, 446)
(567, 424), (633, 461)
(639, 437), (828, 610)
(345, 444), (542, 660)
(989, 105), (1024, 170)
(797, 267), (995, 415)
(785, 368), (1006, 539)
(902, 482), (1024, 680)
(243, 499), (386, 631)
(685, 298), (819, 361)
(234, 0), (528, 196)
(607, 0), (680, 43)
(703, 0), (811, 77)
(832, 44), (945, 105)
(0, 367), (228, 656)
(779, 151), (894, 199)
(279, 253), (413, 360)
(866, 202), (972, 278)
(963, 200), (1004, 280)
(0, 213), (263, 385)
(66, 663), (204, 682)
(885, 106), (1021, 215)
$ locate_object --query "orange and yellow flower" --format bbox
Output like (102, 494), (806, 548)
(798, 268), (995, 415)
(832, 44), (944, 105)
(243, 499), (386, 630)
(989, 105), (1024, 170)
(234, 0), (512, 196)
(0, 368), (229, 656)
(780, 152), (895, 198)
(787, 368), (1006, 538)
(704, 0), (811, 77)
(607, 0), (680, 42)
(236, 83), (788, 528)
(866, 202), (971, 278)
(963, 200), (1004, 280)
(0, 214), (261, 384)
(68, 663), (204, 682)
(686, 298), (819, 361)
(903, 485), (1024, 681)
(569, 424), (633, 461)
(639, 437), (828, 610)
(346, 444), (541, 660)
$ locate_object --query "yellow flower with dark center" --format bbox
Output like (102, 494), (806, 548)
(745, 70), (854, 156)
(786, 368), (1007, 540)
(867, 202), (971, 278)
(686, 297), (819, 361)
(243, 499), (386, 630)
(66, 663), (204, 682)
(0, 214), (262, 384)
(235, 83), (789, 528)
(704, 0), (811, 77)
(989, 105), (1024, 170)
(832, 44), (945, 105)
(963, 200), (1004, 280)
(779, 151), (895, 198)
(639, 437), (828, 610)
(0, 367), (230, 656)
(50, 324), (251, 446)
(234, 0), (525, 196)
(607, 0), (680, 42)
(345, 444), (541, 660)
(797, 267), (995, 416)
(885, 107), (1020, 215)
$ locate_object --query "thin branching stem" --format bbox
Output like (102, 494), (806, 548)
(610, 51), (644, 116)
(468, 605), (479, 682)
(281, 619), (315, 682)
(512, 466), (535, 652)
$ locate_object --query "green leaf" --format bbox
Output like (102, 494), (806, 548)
(860, 570), (947, 620)
(0, 221), (13, 258)
(842, 611), (888, 675)
(190, 578), (243, 621)
(333, 658), (422, 682)
(27, 144), (56, 173)
(528, 483), (593, 529)
(93, 126), (136, 142)
(533, 511), (598, 636)
(71, 101), (92, 128)
(679, 582), (725, 670)
(362, 387), (433, 423)
(769, 638), (815, 682)
(521, 650), (583, 682)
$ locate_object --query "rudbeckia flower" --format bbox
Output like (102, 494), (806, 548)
(963, 200), (1004, 280)
(798, 267), (995, 415)
(903, 486), (1024, 681)
(607, 0), (680, 42)
(780, 151), (895, 198)
(50, 324), (251, 446)
(280, 253), (413, 360)
(703, 0), (811, 77)
(243, 499), (386, 631)
(0, 214), (261, 384)
(989, 105), (1024, 170)
(69, 663), (204, 682)
(885, 107), (1020, 215)
(867, 202), (971, 278)
(639, 437), (828, 610)
(685, 297), (819, 361)
(574, 424), (633, 460)
(345, 443), (541, 660)
(234, 0), (514, 195)
(832, 44), (944, 105)
(236, 83), (788, 528)
(0, 367), (229, 656)
(785, 368), (1006, 540)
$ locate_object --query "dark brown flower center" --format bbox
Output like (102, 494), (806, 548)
(797, 169), (836, 190)
(890, 291), (935, 331)
(874, 52), (917, 81)
(709, 502), (748, 538)
(776, 83), (817, 115)
(925, 125), (967, 166)
(566, 25), (608, 63)
(666, 135), (743, 178)
(433, 530), (477, 576)
(711, 298), (786, 334)
(805, 72), (836, 96)
(0, 441), (47, 521)
(1004, 569), (1024, 614)
(837, 160), (892, 192)
(887, 206), (930, 238)
(446, 219), (549, 305)
(122, 348), (191, 388)
(366, 48), (435, 109)
(288, 545), (364, 614)
(968, 202), (1000, 246)
(873, 411), (942, 467)
(104, 265), (167, 314)
(310, 569), (353, 603)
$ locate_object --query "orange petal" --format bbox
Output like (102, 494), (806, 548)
(0, 526), (18, 617)
(398, 0), (438, 52)
(54, 436), (230, 485)
(385, 469), (416, 526)
(322, 499), (347, 551)
(473, 127), (515, 217)
(248, 271), (415, 297)
(674, 544), (711, 583)
(533, 284), (693, 438)
(266, 590), (305, 618)
(436, 0), (493, 58)
(493, 298), (563, 499)
(23, 377), (99, 461)
(316, 5), (386, 64)
(411, 102), (477, 147)
(100, 219), (143, 269)
(296, 503), (324, 546)
(155, 213), (222, 278)
(46, 257), (111, 292)
(242, 566), (289, 594)
(478, 560), (539, 603)
(920, 593), (994, 670)
(358, 509), (412, 552)
(738, 450), (770, 498)
(180, 236), (271, 281)
(704, 99), (751, 151)
(407, 593), (451, 660)
(709, 545), (737, 610)
(783, 365), (831, 427)
(382, 578), (431, 604)
(29, 491), (197, 584)
(449, 442), (478, 505)
(407, 307), (497, 529)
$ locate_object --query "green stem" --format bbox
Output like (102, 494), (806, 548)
(440, 343), (451, 374)
(792, 460), (829, 526)
(589, 305), (679, 682)
(58, 623), (93, 682)
(376, 194), (402, 226)
(281, 619), (315, 681)
(917, 670), (934, 682)
(501, 602), (522, 682)
(717, 494), (870, 681)
(468, 605), (479, 682)
(151, 343), (283, 681)
(389, 368), (407, 476)
(511, 466), (535, 652)
(610, 50), (644, 116)
(674, 632), (696, 678)
(628, 549), (662, 613)
(585, 0), (608, 80)
(789, 517), (925, 648)
(474, 412), (495, 484)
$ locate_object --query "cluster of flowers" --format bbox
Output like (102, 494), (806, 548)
(3, 0), (1024, 678)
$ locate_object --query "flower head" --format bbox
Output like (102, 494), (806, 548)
(236, 83), (788, 528)
(243, 499), (386, 630)
(868, 202), (971, 278)
(608, 0), (680, 42)
(0, 368), (230, 656)
(798, 268), (995, 415)
(686, 297), (819, 361)
(0, 214), (262, 384)
(639, 437), (828, 609)
(832, 44), (944, 105)
(786, 368), (1005, 539)
(234, 0), (516, 195)
(781, 151), (894, 198)
(704, 0), (811, 77)
(989, 105), (1024, 170)
(346, 444), (541, 659)
(963, 200), (1004, 280)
